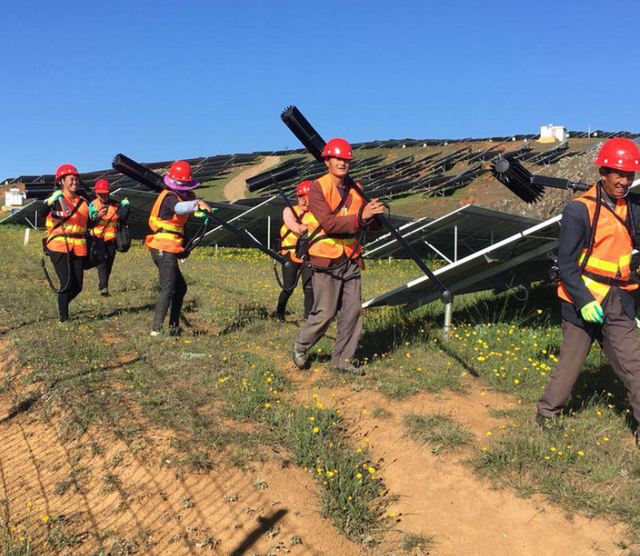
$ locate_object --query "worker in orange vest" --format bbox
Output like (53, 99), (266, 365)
(39, 164), (95, 321)
(146, 160), (212, 336)
(88, 179), (130, 297)
(276, 180), (314, 320)
(538, 138), (640, 446)
(292, 138), (385, 375)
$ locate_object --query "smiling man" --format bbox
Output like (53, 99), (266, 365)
(537, 138), (640, 445)
(292, 138), (385, 375)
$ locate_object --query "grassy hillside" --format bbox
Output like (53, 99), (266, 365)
(1, 226), (639, 555)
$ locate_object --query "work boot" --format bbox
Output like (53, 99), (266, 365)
(150, 330), (161, 337)
(100, 289), (109, 298)
(334, 363), (365, 377)
(292, 346), (308, 369)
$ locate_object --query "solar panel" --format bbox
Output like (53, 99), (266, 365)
(364, 204), (540, 261)
(363, 215), (561, 311)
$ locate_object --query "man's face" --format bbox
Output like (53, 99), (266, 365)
(324, 156), (351, 179)
(98, 192), (109, 202)
(298, 194), (309, 211)
(601, 167), (635, 199)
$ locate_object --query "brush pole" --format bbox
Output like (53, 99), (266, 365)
(530, 175), (590, 192)
(202, 209), (290, 266)
(345, 175), (451, 300)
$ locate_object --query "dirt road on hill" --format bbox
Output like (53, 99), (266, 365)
(223, 156), (282, 202)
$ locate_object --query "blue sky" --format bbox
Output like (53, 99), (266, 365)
(1, 0), (638, 178)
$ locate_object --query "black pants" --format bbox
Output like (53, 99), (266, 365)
(276, 257), (314, 318)
(49, 251), (84, 322)
(151, 249), (187, 331)
(97, 241), (117, 291)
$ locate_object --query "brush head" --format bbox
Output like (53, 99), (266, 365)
(491, 156), (544, 204)
(246, 163), (299, 193)
(281, 106), (326, 161)
(112, 153), (164, 192)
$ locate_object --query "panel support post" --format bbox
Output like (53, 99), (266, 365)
(442, 297), (453, 341)
(267, 215), (271, 251)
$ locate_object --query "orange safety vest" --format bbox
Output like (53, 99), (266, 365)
(306, 173), (364, 260)
(558, 185), (638, 305)
(90, 198), (119, 242)
(45, 196), (89, 257)
(145, 190), (190, 253)
(280, 206), (310, 263)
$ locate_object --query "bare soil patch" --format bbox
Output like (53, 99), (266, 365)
(224, 156), (282, 202)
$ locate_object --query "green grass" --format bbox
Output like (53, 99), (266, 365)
(471, 401), (640, 541)
(2, 224), (640, 550)
(402, 532), (434, 554)
(402, 412), (474, 453)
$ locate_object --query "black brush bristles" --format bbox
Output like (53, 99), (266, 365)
(491, 156), (544, 204)
(112, 153), (164, 192)
(281, 106), (326, 161)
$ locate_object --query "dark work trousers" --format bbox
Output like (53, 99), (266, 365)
(97, 241), (117, 291)
(295, 259), (362, 368)
(49, 251), (84, 322)
(538, 287), (640, 427)
(150, 249), (187, 331)
(276, 256), (314, 319)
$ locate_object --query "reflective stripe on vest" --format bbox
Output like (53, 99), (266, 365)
(45, 196), (89, 256)
(280, 206), (309, 263)
(145, 190), (190, 253)
(558, 185), (638, 305)
(90, 199), (119, 242)
(306, 173), (364, 260)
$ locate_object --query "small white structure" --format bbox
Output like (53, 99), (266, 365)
(539, 124), (567, 143)
(3, 188), (25, 210)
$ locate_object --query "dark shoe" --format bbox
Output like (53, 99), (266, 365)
(100, 289), (109, 298)
(292, 347), (308, 369)
(275, 312), (286, 322)
(636, 428), (640, 450)
(334, 363), (365, 377)
(536, 413), (557, 431)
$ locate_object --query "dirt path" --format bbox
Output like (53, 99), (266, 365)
(0, 412), (363, 556)
(289, 372), (626, 556)
(223, 156), (282, 202)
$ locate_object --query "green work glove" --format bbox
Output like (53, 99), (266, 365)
(194, 210), (206, 218)
(581, 301), (604, 323)
(46, 190), (63, 206)
(120, 198), (130, 206)
(88, 203), (99, 220)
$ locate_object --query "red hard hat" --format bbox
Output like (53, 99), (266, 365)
(168, 160), (194, 182)
(55, 164), (79, 182)
(594, 138), (640, 172)
(322, 138), (353, 160)
(94, 179), (110, 193)
(296, 180), (312, 197)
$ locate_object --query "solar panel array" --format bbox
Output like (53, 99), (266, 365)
(4, 154), (262, 200)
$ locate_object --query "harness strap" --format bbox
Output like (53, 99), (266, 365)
(582, 270), (631, 288)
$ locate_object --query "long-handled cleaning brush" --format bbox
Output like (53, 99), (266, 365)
(246, 163), (299, 193)
(280, 105), (452, 301)
(491, 156), (590, 203)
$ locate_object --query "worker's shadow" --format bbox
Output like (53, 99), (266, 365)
(566, 359), (638, 430)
